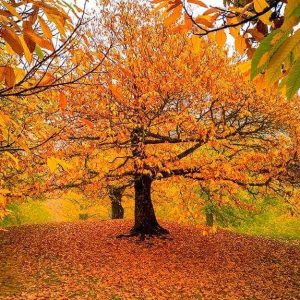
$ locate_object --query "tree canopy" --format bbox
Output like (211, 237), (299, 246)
(37, 0), (300, 235)
(153, 0), (300, 99)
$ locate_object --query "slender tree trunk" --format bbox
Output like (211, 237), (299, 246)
(130, 174), (169, 235)
(206, 211), (214, 227)
(108, 186), (124, 219)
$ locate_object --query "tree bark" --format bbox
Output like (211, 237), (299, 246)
(206, 211), (214, 227)
(130, 174), (169, 236)
(108, 186), (125, 219)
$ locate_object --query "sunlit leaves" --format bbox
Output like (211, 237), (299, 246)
(1, 27), (24, 56)
(154, 0), (300, 99)
(253, 0), (272, 25)
(47, 157), (71, 173)
(59, 92), (67, 110)
(215, 29), (227, 48)
(82, 118), (94, 129)
(251, 27), (300, 99)
(230, 27), (247, 54)
(163, 4), (182, 26)
(0, 0), (73, 70)
(39, 72), (56, 86)
(0, 66), (15, 87)
(38, 16), (53, 40)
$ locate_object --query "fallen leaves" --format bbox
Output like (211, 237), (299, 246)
(0, 220), (299, 299)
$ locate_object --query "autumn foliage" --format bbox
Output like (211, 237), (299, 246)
(153, 0), (300, 99)
(0, 0), (300, 298)
(39, 1), (300, 236)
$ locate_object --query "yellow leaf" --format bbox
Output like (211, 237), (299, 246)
(4, 43), (14, 55)
(47, 157), (58, 173)
(14, 68), (25, 84)
(19, 35), (32, 63)
(253, 73), (267, 91)
(0, 189), (10, 195)
(254, 0), (268, 12)
(190, 35), (202, 54)
(254, 0), (272, 24)
(0, 194), (6, 207)
(46, 13), (66, 37)
(259, 10), (272, 25)
(4, 151), (19, 168)
(230, 27), (246, 54)
(38, 16), (52, 39)
(235, 35), (247, 54)
(238, 60), (251, 73)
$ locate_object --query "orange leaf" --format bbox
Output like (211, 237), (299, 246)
(215, 30), (226, 48)
(194, 15), (213, 28)
(1, 27), (23, 56)
(25, 29), (54, 51)
(38, 17), (52, 39)
(82, 119), (94, 129)
(0, 66), (15, 87)
(59, 92), (67, 110)
(39, 72), (56, 86)
(164, 5), (182, 26)
(109, 84), (124, 100)
(188, 0), (207, 7)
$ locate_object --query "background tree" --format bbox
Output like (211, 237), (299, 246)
(0, 0), (110, 217)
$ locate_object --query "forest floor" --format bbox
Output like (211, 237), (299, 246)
(0, 220), (299, 300)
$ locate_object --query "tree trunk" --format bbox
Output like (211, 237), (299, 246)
(130, 174), (169, 236)
(108, 186), (124, 219)
(206, 211), (214, 227)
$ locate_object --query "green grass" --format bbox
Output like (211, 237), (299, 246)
(234, 208), (300, 240)
(1, 196), (299, 241)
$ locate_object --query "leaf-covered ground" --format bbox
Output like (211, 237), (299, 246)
(0, 220), (299, 300)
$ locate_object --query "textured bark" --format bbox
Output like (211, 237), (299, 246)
(130, 174), (169, 236)
(206, 211), (214, 227)
(108, 186), (125, 219)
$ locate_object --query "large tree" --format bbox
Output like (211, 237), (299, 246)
(52, 1), (299, 237)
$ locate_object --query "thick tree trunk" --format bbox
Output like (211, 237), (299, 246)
(130, 174), (169, 236)
(108, 186), (124, 219)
